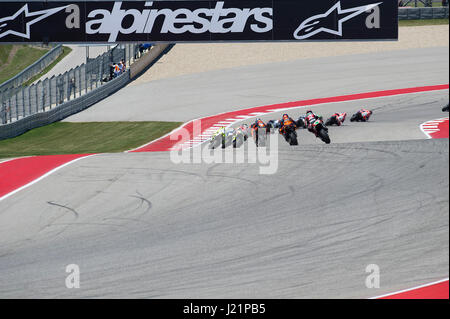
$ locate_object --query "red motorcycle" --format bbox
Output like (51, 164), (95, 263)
(350, 109), (373, 122)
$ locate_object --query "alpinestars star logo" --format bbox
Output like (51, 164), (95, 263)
(0, 4), (68, 39)
(293, 1), (382, 40)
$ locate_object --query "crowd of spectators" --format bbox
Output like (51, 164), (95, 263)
(105, 59), (126, 82)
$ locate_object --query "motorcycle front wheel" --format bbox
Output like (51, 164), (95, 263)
(289, 131), (298, 145)
(318, 129), (331, 144)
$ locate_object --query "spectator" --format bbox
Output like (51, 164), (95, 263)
(443, 0), (449, 7)
(121, 59), (126, 72)
(118, 60), (124, 74)
(113, 63), (121, 78)
(109, 63), (114, 81)
(138, 43), (153, 56)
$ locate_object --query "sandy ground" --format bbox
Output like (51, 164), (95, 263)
(132, 25), (449, 85)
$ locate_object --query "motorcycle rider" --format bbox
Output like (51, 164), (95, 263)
(279, 113), (297, 133)
(251, 118), (268, 134)
(280, 113), (296, 126)
(211, 126), (226, 139)
(234, 124), (248, 140)
(304, 109), (327, 134)
(237, 124), (249, 140)
(267, 119), (282, 130)
(277, 113), (298, 144)
(359, 108), (372, 121)
(210, 126), (235, 148)
(443, 103), (449, 112)
(328, 112), (347, 126)
(250, 118), (268, 146)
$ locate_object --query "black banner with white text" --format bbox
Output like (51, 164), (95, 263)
(0, 0), (398, 43)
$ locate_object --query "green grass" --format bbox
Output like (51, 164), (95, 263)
(0, 45), (13, 67)
(399, 18), (449, 26)
(0, 121), (182, 158)
(22, 46), (72, 86)
(0, 45), (50, 84)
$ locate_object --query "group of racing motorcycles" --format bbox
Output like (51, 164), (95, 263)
(209, 108), (373, 149)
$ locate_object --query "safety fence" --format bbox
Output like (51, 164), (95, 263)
(398, 5), (449, 18)
(0, 43), (175, 140)
(0, 71), (131, 140)
(399, 0), (449, 7)
(0, 44), (63, 92)
(0, 44), (136, 125)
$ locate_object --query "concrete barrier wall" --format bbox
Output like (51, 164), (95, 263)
(130, 44), (173, 79)
(0, 43), (177, 140)
(399, 7), (449, 20)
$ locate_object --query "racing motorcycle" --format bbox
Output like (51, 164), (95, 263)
(279, 122), (298, 145)
(309, 118), (331, 144)
(252, 123), (267, 147)
(350, 109), (373, 122)
(266, 120), (280, 133)
(325, 112), (347, 126)
(443, 103), (449, 112)
(296, 116), (307, 129)
(209, 127), (234, 149)
(233, 127), (247, 148)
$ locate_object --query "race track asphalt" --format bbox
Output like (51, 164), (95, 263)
(0, 46), (448, 298)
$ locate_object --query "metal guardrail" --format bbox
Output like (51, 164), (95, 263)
(398, 6), (449, 19)
(0, 45), (63, 92)
(399, 0), (449, 7)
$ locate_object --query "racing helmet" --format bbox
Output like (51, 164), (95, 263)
(282, 114), (289, 120)
(306, 109), (313, 115)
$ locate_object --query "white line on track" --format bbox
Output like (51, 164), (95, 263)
(369, 278), (449, 299)
(419, 116), (449, 139)
(0, 154), (97, 202)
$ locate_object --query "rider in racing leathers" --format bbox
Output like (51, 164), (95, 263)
(251, 118), (268, 135)
(211, 126), (234, 144)
(278, 114), (298, 142)
(237, 124), (249, 140)
(279, 113), (297, 132)
(304, 109), (327, 134)
(329, 112), (347, 126)
(358, 108), (373, 121)
(211, 126), (226, 139)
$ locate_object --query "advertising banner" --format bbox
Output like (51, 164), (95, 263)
(0, 0), (398, 43)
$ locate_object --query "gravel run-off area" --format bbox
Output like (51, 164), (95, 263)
(132, 25), (449, 85)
